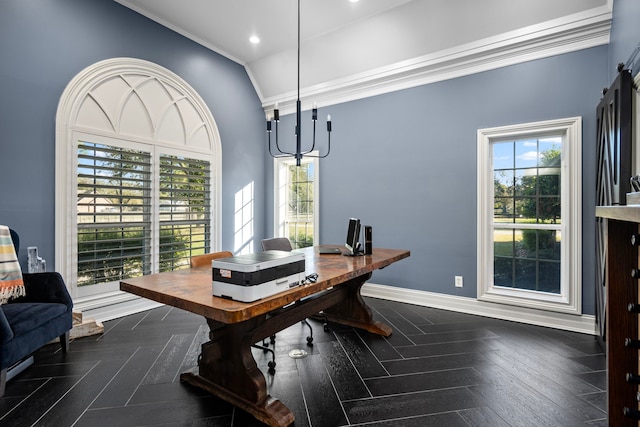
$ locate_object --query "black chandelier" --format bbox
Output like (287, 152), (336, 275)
(266, 0), (332, 167)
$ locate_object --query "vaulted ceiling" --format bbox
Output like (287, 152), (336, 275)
(115, 0), (612, 114)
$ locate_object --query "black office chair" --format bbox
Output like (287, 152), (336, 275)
(261, 237), (314, 347)
(261, 237), (294, 252)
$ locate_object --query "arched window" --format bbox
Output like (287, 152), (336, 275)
(55, 58), (221, 316)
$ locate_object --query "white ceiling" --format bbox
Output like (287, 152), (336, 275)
(115, 0), (612, 113)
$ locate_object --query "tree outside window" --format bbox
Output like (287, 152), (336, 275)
(492, 137), (562, 294)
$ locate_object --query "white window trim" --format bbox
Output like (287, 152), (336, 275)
(273, 154), (320, 243)
(55, 58), (221, 309)
(477, 117), (582, 314)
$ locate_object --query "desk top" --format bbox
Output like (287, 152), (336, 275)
(120, 246), (410, 324)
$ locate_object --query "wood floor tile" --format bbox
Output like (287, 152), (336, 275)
(359, 411), (471, 427)
(18, 359), (98, 380)
(468, 364), (593, 427)
(365, 367), (484, 396)
(458, 406), (512, 427)
(483, 347), (603, 396)
(141, 333), (195, 385)
(382, 352), (490, 376)
(90, 344), (165, 408)
(580, 391), (607, 413)
(2, 376), (84, 427)
(297, 353), (349, 427)
(408, 328), (499, 344)
(577, 371), (607, 392)
(35, 358), (136, 426)
(368, 300), (426, 336)
(335, 330), (388, 378)
(343, 387), (485, 424)
(572, 354), (607, 372)
(355, 329), (402, 362)
(396, 337), (497, 358)
(317, 340), (370, 401)
(74, 396), (231, 427)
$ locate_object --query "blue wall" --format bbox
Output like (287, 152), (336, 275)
(3, 0), (636, 317)
(610, 0), (640, 79)
(274, 48), (609, 315)
(0, 0), (266, 265)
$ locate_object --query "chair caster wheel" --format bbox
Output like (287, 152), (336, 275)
(323, 324), (330, 332)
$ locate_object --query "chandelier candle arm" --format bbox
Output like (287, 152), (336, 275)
(267, 107), (295, 158)
(323, 115), (331, 159)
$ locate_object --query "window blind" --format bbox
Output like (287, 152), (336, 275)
(77, 141), (152, 286)
(158, 154), (211, 272)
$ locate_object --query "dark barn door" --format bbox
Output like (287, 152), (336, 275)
(595, 68), (633, 345)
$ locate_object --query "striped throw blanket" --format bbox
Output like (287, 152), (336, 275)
(0, 226), (24, 304)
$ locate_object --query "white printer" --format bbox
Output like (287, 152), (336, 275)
(212, 250), (306, 302)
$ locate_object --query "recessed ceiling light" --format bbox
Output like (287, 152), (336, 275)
(349, 0), (359, 3)
(249, 35), (260, 44)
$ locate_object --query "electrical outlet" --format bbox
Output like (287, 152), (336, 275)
(455, 276), (463, 288)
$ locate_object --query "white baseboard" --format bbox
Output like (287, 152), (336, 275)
(362, 283), (598, 335)
(73, 291), (163, 323)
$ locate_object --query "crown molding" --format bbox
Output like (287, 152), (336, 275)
(262, 5), (611, 116)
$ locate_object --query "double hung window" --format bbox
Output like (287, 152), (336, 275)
(477, 118), (581, 314)
(274, 155), (319, 248)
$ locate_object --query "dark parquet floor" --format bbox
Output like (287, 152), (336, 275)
(0, 298), (606, 427)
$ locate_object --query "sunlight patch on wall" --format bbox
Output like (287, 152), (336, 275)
(234, 182), (254, 255)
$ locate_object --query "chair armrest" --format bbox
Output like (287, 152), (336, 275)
(0, 309), (13, 344)
(13, 272), (73, 311)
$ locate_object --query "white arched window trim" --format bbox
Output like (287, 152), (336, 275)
(55, 58), (221, 320)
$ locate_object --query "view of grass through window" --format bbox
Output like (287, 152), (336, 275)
(492, 136), (562, 293)
(286, 162), (314, 249)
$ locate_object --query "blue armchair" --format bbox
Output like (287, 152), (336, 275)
(0, 229), (73, 396)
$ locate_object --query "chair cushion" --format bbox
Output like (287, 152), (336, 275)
(2, 303), (68, 337)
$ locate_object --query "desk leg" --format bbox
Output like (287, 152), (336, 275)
(180, 318), (294, 427)
(321, 273), (392, 336)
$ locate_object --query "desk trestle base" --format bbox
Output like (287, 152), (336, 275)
(180, 372), (294, 427)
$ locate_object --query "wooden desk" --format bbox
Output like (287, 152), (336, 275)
(120, 246), (410, 427)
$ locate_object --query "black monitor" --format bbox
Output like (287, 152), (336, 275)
(345, 218), (361, 256)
